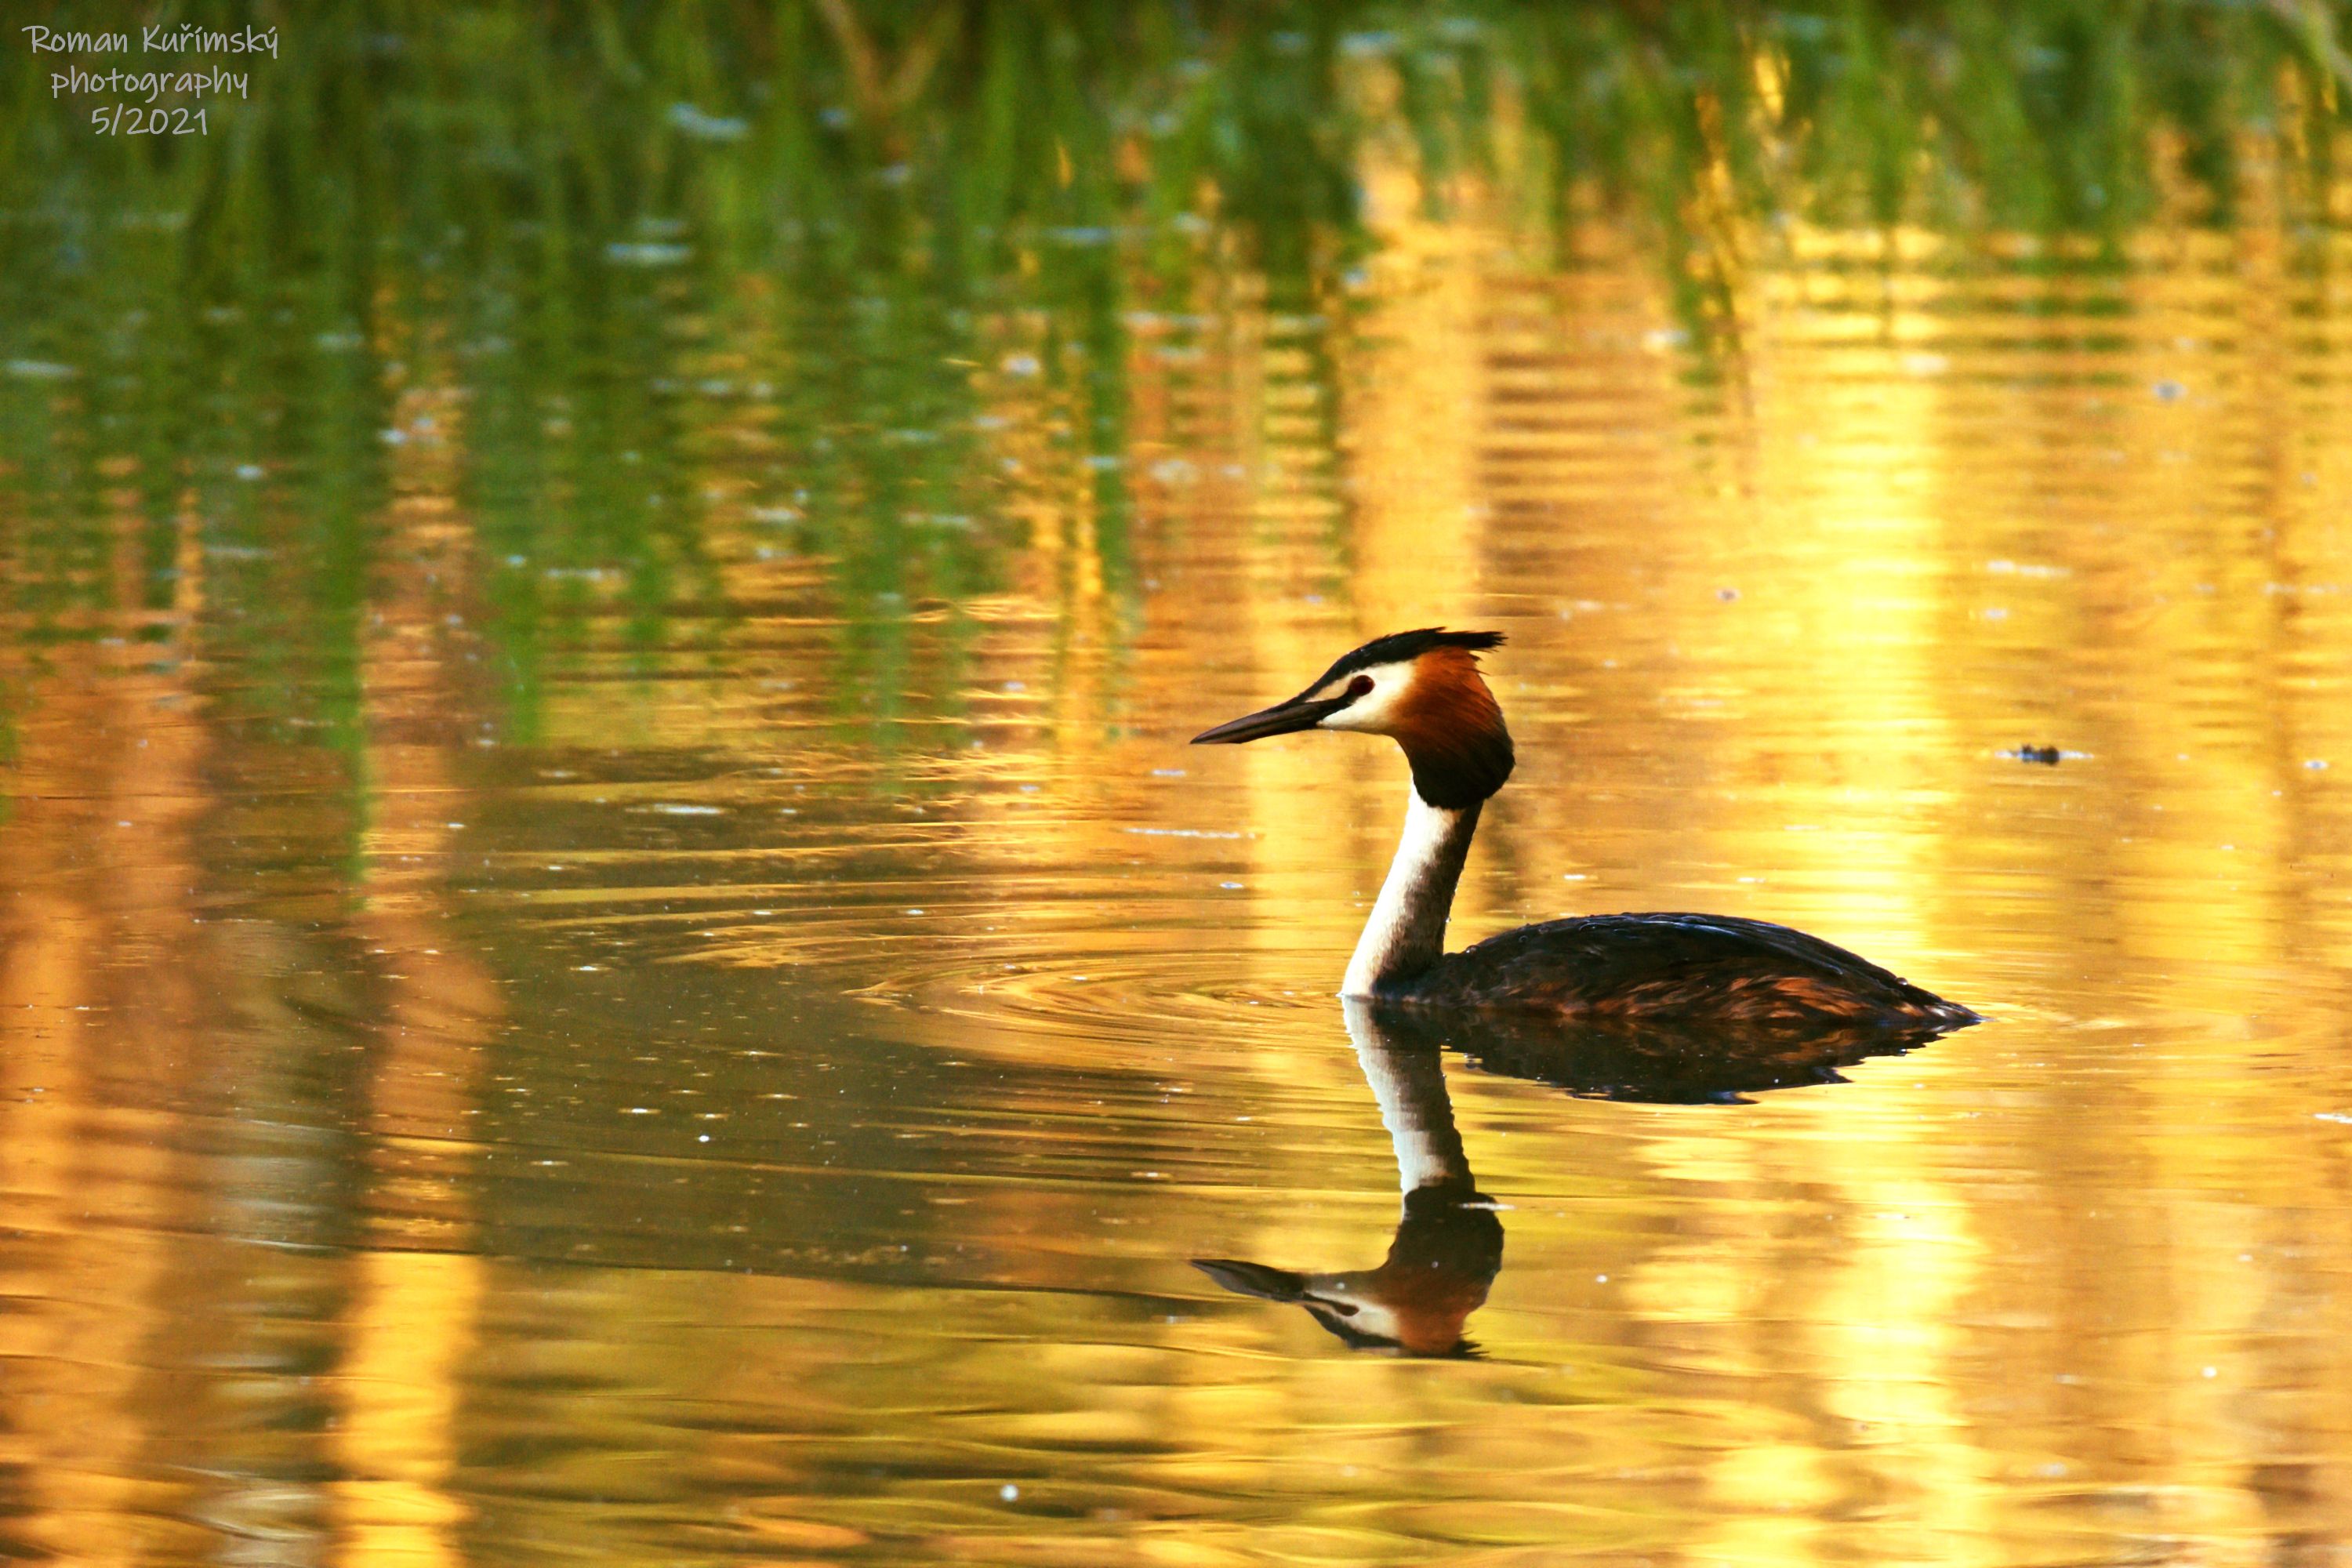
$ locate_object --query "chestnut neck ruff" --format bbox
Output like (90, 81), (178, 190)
(1391, 648), (1514, 811)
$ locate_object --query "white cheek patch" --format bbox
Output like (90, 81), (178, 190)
(1317, 662), (1415, 731)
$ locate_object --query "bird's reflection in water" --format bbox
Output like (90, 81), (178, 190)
(1393, 1004), (1951, 1106)
(1195, 999), (1951, 1356)
(1196, 1001), (1504, 1356)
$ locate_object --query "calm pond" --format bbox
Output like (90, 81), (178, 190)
(5, 7), (2352, 1564)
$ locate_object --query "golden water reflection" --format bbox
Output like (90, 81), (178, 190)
(8, 183), (2352, 1566)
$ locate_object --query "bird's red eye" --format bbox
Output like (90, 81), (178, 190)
(1345, 675), (1374, 699)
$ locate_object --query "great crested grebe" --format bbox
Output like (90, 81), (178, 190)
(1192, 628), (1976, 1029)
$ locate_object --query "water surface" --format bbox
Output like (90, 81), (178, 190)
(7, 9), (2352, 1565)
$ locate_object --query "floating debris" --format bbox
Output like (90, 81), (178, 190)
(2005, 745), (2063, 765)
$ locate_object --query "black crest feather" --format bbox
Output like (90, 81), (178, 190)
(1313, 628), (1504, 688)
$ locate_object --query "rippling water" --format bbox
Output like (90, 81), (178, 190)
(11, 13), (2352, 1566)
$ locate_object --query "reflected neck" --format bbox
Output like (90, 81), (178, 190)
(1341, 999), (1472, 1192)
(1341, 789), (1480, 996)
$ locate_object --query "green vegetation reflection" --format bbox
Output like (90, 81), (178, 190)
(3, 0), (2349, 751)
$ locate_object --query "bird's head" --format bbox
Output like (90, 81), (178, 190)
(1191, 628), (1515, 809)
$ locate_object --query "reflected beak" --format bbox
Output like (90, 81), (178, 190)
(1191, 1258), (1308, 1301)
(1190, 694), (1338, 745)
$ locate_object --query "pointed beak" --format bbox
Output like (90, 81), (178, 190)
(1190, 694), (1338, 745)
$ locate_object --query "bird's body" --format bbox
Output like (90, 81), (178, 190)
(1193, 628), (1976, 1030)
(1400, 909), (1973, 1027)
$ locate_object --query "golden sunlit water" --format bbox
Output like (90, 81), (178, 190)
(11, 12), (2352, 1564)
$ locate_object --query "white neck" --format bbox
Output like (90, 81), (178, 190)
(1341, 999), (1471, 1193)
(1341, 789), (1481, 996)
